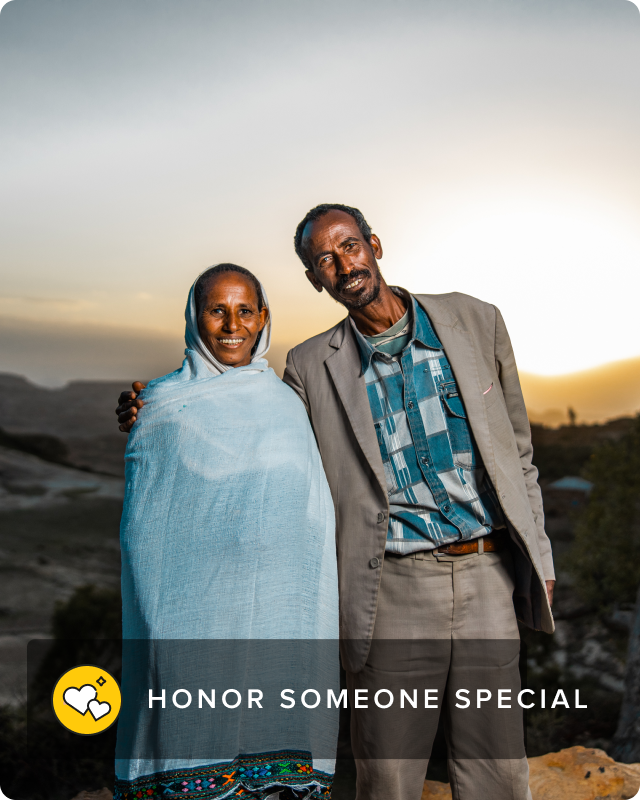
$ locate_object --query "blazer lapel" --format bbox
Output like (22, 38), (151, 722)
(325, 320), (388, 496)
(414, 295), (497, 485)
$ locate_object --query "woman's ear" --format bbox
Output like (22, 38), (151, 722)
(258, 306), (269, 331)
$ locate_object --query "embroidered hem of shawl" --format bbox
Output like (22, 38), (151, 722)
(113, 751), (332, 799)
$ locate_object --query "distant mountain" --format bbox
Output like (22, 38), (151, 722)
(0, 373), (128, 476)
(521, 356), (640, 426)
(0, 352), (638, 478)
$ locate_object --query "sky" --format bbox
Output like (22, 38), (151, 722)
(1, 0), (639, 405)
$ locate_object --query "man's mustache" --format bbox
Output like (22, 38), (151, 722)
(336, 269), (371, 293)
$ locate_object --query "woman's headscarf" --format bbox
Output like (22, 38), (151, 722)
(184, 269), (272, 376)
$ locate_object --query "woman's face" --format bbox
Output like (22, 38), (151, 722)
(197, 272), (268, 368)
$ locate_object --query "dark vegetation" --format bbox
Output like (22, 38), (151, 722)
(520, 416), (640, 761)
(0, 587), (122, 800)
(571, 418), (640, 608)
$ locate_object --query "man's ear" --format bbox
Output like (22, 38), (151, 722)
(369, 234), (383, 260)
(305, 270), (323, 293)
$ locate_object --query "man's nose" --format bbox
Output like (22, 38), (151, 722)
(334, 254), (353, 275)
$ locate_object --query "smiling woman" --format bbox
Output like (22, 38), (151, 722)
(189, 263), (271, 371)
(115, 263), (339, 799)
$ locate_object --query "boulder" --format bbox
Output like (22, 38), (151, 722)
(528, 747), (640, 800)
(422, 779), (453, 798)
(421, 746), (640, 800)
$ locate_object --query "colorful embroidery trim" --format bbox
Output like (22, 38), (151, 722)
(114, 751), (332, 799)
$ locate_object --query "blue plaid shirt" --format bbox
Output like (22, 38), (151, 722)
(352, 294), (505, 554)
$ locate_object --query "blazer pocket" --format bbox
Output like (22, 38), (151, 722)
(483, 380), (501, 408)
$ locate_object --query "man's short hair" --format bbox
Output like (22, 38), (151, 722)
(294, 203), (373, 269)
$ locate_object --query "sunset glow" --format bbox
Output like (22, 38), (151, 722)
(1, 0), (639, 421)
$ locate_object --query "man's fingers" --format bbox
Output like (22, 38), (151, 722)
(545, 580), (555, 608)
(115, 400), (133, 416)
(117, 382), (146, 431)
(117, 390), (136, 405)
(115, 397), (145, 415)
(117, 407), (138, 425)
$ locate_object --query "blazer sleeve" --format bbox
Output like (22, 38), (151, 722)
(493, 306), (555, 582)
(282, 348), (310, 414)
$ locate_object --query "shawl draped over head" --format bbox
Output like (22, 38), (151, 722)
(184, 268), (272, 375)
(115, 274), (339, 799)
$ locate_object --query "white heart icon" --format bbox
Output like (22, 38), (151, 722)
(88, 698), (111, 720)
(63, 684), (97, 715)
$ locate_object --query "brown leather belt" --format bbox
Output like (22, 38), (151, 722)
(436, 531), (508, 555)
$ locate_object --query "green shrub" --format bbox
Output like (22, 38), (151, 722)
(570, 416), (640, 608)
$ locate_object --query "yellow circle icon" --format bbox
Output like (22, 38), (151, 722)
(52, 665), (121, 735)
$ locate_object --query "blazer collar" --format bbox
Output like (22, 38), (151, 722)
(413, 294), (497, 484)
(325, 319), (387, 495)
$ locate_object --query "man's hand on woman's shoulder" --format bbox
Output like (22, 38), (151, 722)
(116, 381), (146, 432)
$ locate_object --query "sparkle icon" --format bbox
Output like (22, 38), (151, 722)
(96, 676), (107, 687)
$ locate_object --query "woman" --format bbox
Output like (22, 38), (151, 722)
(114, 264), (339, 800)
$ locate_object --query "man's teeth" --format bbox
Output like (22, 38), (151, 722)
(219, 339), (243, 344)
(345, 278), (363, 290)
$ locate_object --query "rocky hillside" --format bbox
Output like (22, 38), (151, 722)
(0, 373), (128, 476)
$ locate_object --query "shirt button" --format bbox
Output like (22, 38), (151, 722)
(377, 512), (385, 523)
(369, 557), (381, 569)
(443, 504), (451, 513)
(420, 456), (428, 465)
(407, 401), (414, 409)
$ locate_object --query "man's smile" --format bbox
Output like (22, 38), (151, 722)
(336, 269), (371, 295)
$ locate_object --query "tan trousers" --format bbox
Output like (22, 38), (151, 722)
(347, 547), (532, 800)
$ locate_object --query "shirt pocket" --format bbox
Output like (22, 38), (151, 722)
(437, 380), (474, 468)
(374, 421), (390, 461)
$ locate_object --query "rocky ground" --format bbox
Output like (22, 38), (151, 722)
(0, 445), (123, 708)
(422, 746), (640, 799)
(0, 374), (637, 799)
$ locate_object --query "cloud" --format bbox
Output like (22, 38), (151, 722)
(0, 295), (87, 308)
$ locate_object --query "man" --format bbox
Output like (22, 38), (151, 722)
(117, 203), (554, 800)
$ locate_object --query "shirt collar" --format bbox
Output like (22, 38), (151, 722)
(350, 288), (442, 373)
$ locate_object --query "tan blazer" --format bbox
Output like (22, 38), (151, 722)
(283, 291), (555, 673)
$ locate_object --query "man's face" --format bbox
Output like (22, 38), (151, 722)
(302, 210), (383, 310)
